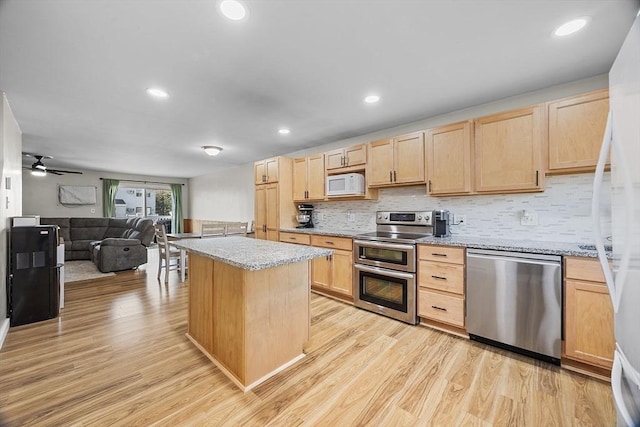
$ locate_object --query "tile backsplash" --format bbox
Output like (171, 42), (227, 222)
(311, 172), (612, 244)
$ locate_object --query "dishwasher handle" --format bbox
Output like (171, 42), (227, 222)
(467, 250), (561, 267)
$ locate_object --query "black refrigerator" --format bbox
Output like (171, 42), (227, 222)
(9, 225), (61, 326)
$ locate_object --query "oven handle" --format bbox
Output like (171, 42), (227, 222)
(354, 263), (415, 280)
(354, 240), (416, 252)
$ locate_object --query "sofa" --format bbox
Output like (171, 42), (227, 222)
(40, 217), (155, 272)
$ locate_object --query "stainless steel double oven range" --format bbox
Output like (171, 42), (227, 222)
(353, 211), (434, 325)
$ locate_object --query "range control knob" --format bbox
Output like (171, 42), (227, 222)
(384, 215), (388, 220)
(417, 215), (423, 220)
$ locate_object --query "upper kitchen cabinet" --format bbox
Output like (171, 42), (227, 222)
(368, 131), (425, 187)
(547, 89), (609, 174)
(426, 121), (473, 195)
(293, 154), (325, 202)
(325, 144), (367, 172)
(474, 105), (545, 193)
(255, 157), (281, 184)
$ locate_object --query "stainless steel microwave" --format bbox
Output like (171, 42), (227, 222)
(326, 173), (365, 196)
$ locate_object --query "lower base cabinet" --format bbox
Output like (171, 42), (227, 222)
(279, 232), (353, 301)
(564, 257), (614, 370)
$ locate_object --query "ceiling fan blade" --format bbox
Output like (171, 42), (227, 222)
(47, 169), (83, 175)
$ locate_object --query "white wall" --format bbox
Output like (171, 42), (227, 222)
(188, 74), (609, 233)
(189, 162), (254, 222)
(1, 93), (23, 348)
(22, 170), (189, 218)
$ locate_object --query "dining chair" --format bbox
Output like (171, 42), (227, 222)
(201, 222), (226, 238)
(154, 222), (181, 284)
(225, 221), (248, 236)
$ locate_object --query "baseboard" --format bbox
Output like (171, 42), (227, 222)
(0, 318), (9, 350)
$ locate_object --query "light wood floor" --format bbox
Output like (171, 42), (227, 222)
(0, 250), (614, 426)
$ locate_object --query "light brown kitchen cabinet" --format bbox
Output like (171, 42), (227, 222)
(309, 235), (353, 300)
(368, 131), (425, 187)
(417, 244), (466, 329)
(547, 89), (609, 174)
(325, 144), (367, 171)
(279, 231), (311, 245)
(293, 154), (325, 201)
(426, 121), (473, 195)
(254, 157), (294, 241)
(254, 157), (281, 184)
(474, 105), (545, 193)
(564, 256), (614, 370)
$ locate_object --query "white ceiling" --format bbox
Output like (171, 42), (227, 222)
(1, 0), (638, 178)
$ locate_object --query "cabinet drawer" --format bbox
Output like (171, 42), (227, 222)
(418, 289), (465, 327)
(565, 256), (606, 282)
(310, 235), (352, 251)
(279, 232), (310, 245)
(418, 245), (465, 265)
(418, 261), (464, 294)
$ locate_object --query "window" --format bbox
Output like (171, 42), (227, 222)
(115, 186), (173, 219)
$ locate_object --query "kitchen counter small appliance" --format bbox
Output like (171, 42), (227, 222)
(296, 204), (314, 228)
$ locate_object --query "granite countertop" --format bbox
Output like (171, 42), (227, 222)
(279, 227), (611, 258)
(171, 236), (333, 271)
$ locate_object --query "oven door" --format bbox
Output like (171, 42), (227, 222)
(353, 264), (417, 325)
(353, 240), (415, 272)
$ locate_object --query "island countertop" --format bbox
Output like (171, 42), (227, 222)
(171, 236), (333, 271)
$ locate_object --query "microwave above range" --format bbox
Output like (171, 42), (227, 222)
(326, 173), (365, 196)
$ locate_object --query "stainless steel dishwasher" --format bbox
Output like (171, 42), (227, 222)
(466, 249), (562, 365)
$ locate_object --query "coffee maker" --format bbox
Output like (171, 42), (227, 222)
(432, 209), (451, 237)
(296, 204), (314, 228)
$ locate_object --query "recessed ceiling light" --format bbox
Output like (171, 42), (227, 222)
(220, 0), (247, 21)
(202, 146), (223, 156)
(364, 95), (380, 104)
(278, 128), (290, 135)
(554, 17), (589, 37)
(146, 87), (169, 98)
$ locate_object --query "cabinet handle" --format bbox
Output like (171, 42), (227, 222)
(324, 241), (334, 245)
(344, 156), (348, 166)
(428, 180), (432, 192)
(389, 171), (393, 182)
(431, 305), (447, 312)
(535, 170), (539, 186)
(432, 253), (447, 257)
(290, 237), (297, 240)
(394, 171), (397, 182)
(431, 275), (447, 280)
(341, 156), (345, 166)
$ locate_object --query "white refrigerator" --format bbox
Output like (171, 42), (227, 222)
(593, 14), (640, 427)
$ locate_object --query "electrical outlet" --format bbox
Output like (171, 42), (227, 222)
(347, 212), (355, 222)
(520, 210), (538, 226)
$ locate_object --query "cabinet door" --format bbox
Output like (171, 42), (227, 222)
(265, 183), (279, 241)
(255, 161), (266, 185)
(312, 255), (331, 289)
(394, 131), (425, 184)
(426, 121), (472, 195)
(265, 157), (279, 183)
(565, 279), (614, 368)
(368, 139), (394, 186)
(474, 105), (544, 193)
(307, 154), (325, 200)
(344, 144), (366, 167)
(548, 90), (609, 173)
(293, 157), (308, 201)
(330, 249), (353, 296)
(325, 149), (345, 170)
(254, 185), (267, 239)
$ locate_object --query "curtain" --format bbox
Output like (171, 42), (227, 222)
(171, 183), (183, 233)
(102, 179), (119, 217)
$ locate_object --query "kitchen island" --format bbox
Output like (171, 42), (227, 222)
(171, 236), (332, 391)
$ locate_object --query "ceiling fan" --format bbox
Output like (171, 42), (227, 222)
(23, 153), (83, 176)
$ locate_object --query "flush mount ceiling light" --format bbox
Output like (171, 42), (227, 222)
(278, 128), (290, 135)
(553, 17), (590, 37)
(364, 95), (380, 104)
(202, 145), (223, 156)
(146, 87), (169, 98)
(220, 0), (247, 21)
